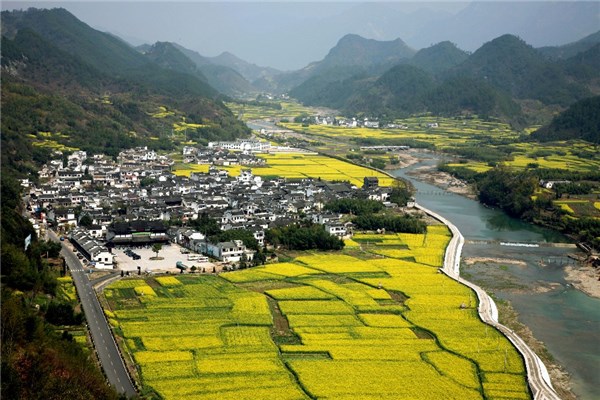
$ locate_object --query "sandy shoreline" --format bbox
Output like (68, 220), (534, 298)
(563, 264), (600, 298)
(464, 256), (528, 267)
(406, 165), (478, 199)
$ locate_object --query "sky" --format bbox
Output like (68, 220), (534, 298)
(3, 1), (598, 71)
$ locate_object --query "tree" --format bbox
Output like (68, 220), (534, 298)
(78, 214), (93, 228)
(151, 243), (162, 258)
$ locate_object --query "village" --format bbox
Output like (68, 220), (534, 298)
(22, 140), (396, 274)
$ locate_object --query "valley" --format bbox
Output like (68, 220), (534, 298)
(1, 5), (599, 400)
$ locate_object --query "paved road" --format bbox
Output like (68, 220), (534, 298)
(49, 231), (137, 397)
(416, 204), (561, 400)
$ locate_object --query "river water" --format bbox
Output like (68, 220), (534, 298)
(392, 153), (599, 399)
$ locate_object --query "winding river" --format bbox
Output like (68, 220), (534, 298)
(392, 153), (600, 400)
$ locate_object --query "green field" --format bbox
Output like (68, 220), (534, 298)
(105, 225), (530, 400)
(226, 101), (322, 121)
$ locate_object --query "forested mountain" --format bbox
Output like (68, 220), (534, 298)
(1, 8), (249, 179)
(447, 34), (591, 106)
(289, 32), (598, 125)
(143, 42), (256, 97)
(316, 34), (416, 71)
(538, 30), (600, 60)
(531, 96), (600, 143)
(409, 41), (469, 75)
(345, 65), (434, 116)
(210, 51), (281, 83)
(275, 34), (417, 94)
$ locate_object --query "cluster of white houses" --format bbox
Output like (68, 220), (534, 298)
(27, 143), (396, 269)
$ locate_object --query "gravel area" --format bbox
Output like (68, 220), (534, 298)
(112, 243), (218, 273)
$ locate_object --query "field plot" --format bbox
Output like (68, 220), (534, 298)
(226, 101), (321, 121)
(105, 276), (306, 399)
(222, 153), (395, 187)
(106, 227), (530, 399)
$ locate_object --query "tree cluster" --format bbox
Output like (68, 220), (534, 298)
(353, 214), (426, 234)
(324, 198), (384, 216)
(1, 176), (118, 399)
(266, 223), (344, 251)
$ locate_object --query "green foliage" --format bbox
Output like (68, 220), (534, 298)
(425, 77), (521, 120)
(554, 182), (595, 196)
(78, 214), (93, 228)
(409, 41), (469, 75)
(189, 212), (222, 236)
(448, 34), (591, 106)
(152, 243), (163, 257)
(324, 198), (384, 215)
(1, 290), (119, 400)
(532, 96), (600, 143)
(266, 223), (345, 250)
(1, 8), (250, 180)
(389, 184), (413, 206)
(45, 301), (83, 326)
(478, 167), (537, 218)
(353, 214), (427, 234)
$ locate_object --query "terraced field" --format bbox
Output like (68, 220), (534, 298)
(105, 225), (530, 400)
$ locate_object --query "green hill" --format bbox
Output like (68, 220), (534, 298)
(346, 64), (435, 116)
(531, 96), (600, 143)
(171, 44), (257, 97)
(1, 8), (249, 178)
(317, 34), (416, 71)
(410, 41), (469, 75)
(448, 34), (590, 106)
(538, 30), (600, 60)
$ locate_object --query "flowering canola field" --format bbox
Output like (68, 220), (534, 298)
(105, 226), (530, 399)
(225, 153), (396, 187)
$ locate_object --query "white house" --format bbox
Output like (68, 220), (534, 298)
(203, 240), (254, 263)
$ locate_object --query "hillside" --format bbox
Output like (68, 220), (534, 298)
(531, 96), (600, 143)
(447, 34), (590, 106)
(409, 41), (469, 75)
(538, 30), (600, 60)
(0, 8), (249, 178)
(346, 64), (435, 115)
(317, 34), (415, 71)
(143, 42), (255, 97)
(210, 51), (281, 83)
(289, 32), (597, 124)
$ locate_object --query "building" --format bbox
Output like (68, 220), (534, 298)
(202, 240), (255, 263)
(69, 228), (113, 268)
(363, 176), (379, 189)
(106, 220), (169, 245)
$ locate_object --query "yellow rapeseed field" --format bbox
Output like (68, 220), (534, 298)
(105, 225), (530, 399)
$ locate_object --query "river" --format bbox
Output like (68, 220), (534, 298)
(392, 152), (600, 400)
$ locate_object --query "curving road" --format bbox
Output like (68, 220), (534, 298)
(416, 204), (561, 400)
(49, 231), (137, 397)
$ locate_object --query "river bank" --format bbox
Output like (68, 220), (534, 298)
(392, 156), (600, 400)
(564, 264), (600, 298)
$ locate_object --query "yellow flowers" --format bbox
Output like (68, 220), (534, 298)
(156, 276), (183, 287)
(134, 285), (157, 297)
(105, 228), (531, 400)
(221, 152), (396, 187)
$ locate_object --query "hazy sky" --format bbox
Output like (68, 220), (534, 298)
(3, 1), (598, 70)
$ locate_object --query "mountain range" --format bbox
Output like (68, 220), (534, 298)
(2, 6), (599, 180)
(0, 8), (250, 178)
(282, 31), (599, 125)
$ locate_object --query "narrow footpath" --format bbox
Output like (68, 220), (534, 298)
(416, 204), (561, 400)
